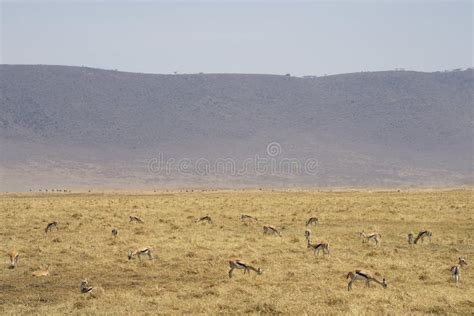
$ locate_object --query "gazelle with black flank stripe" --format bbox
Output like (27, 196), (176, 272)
(307, 239), (330, 255)
(347, 270), (387, 291)
(128, 247), (154, 261)
(129, 216), (144, 224)
(196, 215), (213, 224)
(450, 257), (467, 285)
(414, 230), (432, 244)
(240, 214), (258, 222)
(263, 225), (282, 237)
(228, 259), (263, 278)
(306, 217), (319, 226)
(80, 279), (94, 294)
(7, 250), (19, 269)
(45, 221), (58, 233)
(359, 231), (381, 246)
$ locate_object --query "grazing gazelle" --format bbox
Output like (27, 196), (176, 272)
(304, 229), (312, 242)
(45, 221), (58, 233)
(307, 239), (330, 255)
(228, 259), (263, 278)
(347, 270), (387, 291)
(408, 233), (414, 245)
(129, 216), (143, 224)
(7, 250), (19, 269)
(263, 225), (282, 237)
(111, 228), (118, 238)
(414, 230), (432, 244)
(359, 231), (381, 246)
(128, 247), (154, 261)
(240, 214), (258, 222)
(80, 279), (94, 294)
(306, 217), (319, 226)
(450, 257), (467, 285)
(32, 265), (50, 277)
(196, 215), (213, 224)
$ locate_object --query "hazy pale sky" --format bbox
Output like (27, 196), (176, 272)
(1, 1), (472, 76)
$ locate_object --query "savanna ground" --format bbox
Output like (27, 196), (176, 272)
(1, 190), (473, 314)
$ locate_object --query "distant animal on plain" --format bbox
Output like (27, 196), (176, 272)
(240, 214), (258, 222)
(7, 250), (19, 269)
(111, 228), (118, 238)
(196, 215), (213, 224)
(359, 231), (381, 246)
(228, 259), (263, 278)
(347, 270), (387, 291)
(450, 257), (467, 285)
(414, 230), (432, 244)
(306, 217), (319, 226)
(263, 225), (282, 237)
(129, 216), (143, 224)
(45, 221), (58, 233)
(128, 248), (154, 261)
(307, 239), (329, 255)
(80, 279), (94, 294)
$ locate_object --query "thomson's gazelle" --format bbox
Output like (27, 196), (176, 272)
(414, 230), (432, 244)
(128, 248), (154, 261)
(304, 229), (312, 242)
(263, 225), (282, 237)
(359, 231), (381, 246)
(129, 216), (144, 224)
(196, 215), (213, 224)
(7, 250), (19, 269)
(451, 257), (467, 285)
(45, 221), (58, 233)
(80, 279), (94, 294)
(240, 214), (258, 222)
(228, 259), (263, 278)
(306, 217), (319, 226)
(408, 233), (414, 245)
(347, 270), (387, 291)
(307, 239), (330, 255)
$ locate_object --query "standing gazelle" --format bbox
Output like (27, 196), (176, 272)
(307, 239), (329, 255)
(7, 250), (19, 269)
(263, 225), (282, 237)
(306, 217), (319, 226)
(228, 259), (263, 278)
(129, 216), (144, 224)
(414, 230), (432, 244)
(347, 270), (387, 291)
(240, 214), (258, 223)
(408, 233), (414, 245)
(196, 215), (213, 224)
(45, 221), (58, 233)
(304, 229), (312, 243)
(128, 247), (154, 261)
(359, 231), (381, 246)
(80, 279), (94, 294)
(451, 257), (467, 285)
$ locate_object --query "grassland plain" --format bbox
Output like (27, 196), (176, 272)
(1, 190), (473, 314)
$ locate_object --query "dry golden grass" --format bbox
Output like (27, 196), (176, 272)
(1, 190), (473, 314)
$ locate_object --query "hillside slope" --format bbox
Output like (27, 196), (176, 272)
(0, 65), (472, 190)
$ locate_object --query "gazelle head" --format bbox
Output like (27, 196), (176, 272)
(8, 251), (19, 269)
(127, 250), (133, 260)
(359, 231), (365, 237)
(382, 278), (388, 288)
(80, 279), (88, 286)
(459, 257), (467, 266)
(256, 268), (263, 275)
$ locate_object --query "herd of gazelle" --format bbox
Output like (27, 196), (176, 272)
(5, 214), (468, 292)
